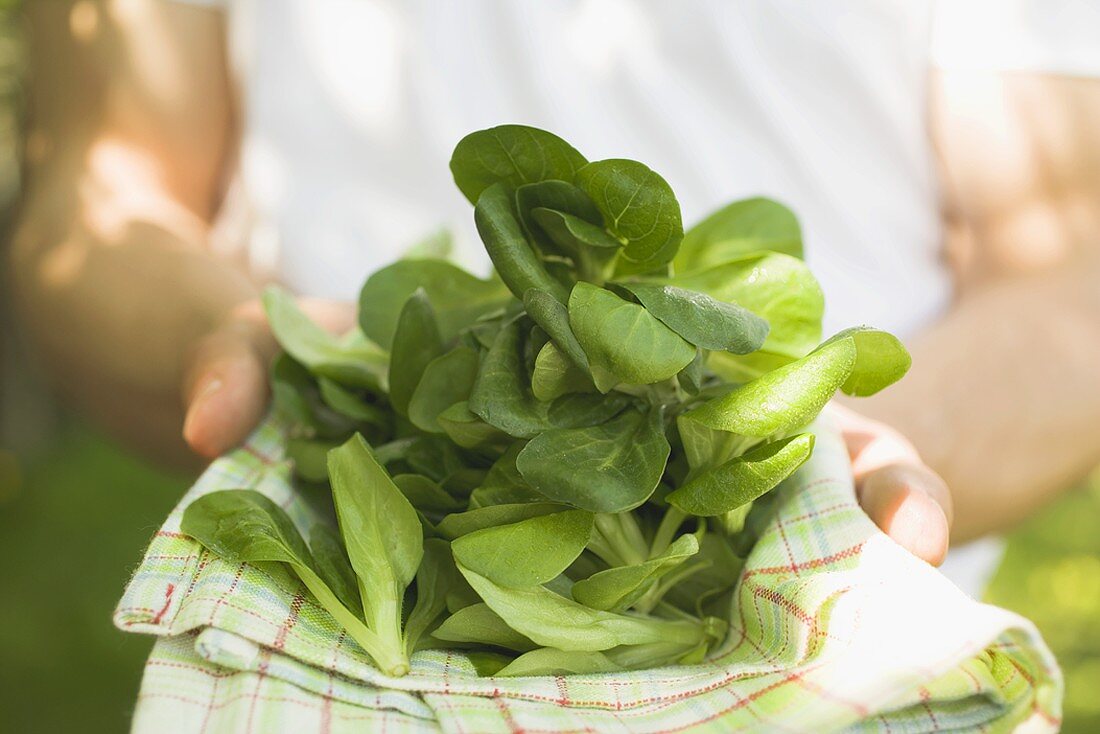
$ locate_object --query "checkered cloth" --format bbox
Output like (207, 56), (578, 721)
(115, 417), (1062, 733)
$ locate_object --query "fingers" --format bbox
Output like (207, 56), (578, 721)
(297, 297), (358, 334)
(180, 297), (358, 459)
(831, 403), (954, 566)
(857, 463), (953, 567)
(182, 303), (276, 459)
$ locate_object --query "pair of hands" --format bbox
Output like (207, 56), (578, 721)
(182, 298), (953, 567)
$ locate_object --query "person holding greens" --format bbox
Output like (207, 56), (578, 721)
(10, 0), (1100, 596)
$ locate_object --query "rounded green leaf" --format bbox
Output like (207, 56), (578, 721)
(571, 534), (700, 612)
(676, 197), (803, 270)
(450, 125), (588, 205)
(568, 282), (695, 390)
(515, 180), (602, 255)
(684, 337), (857, 437)
(669, 252), (824, 374)
(531, 341), (594, 402)
(387, 289), (444, 416)
(496, 648), (623, 677)
(830, 327), (912, 397)
(328, 434), (424, 591)
(358, 259), (508, 350)
(407, 346), (481, 433)
(181, 489), (314, 569)
(614, 282), (769, 354)
(468, 319), (551, 438)
(575, 159), (683, 274)
(451, 510), (594, 587)
(457, 565), (706, 652)
(436, 401), (508, 450)
(516, 408), (670, 513)
(475, 183), (571, 303)
(392, 474), (463, 514)
(432, 603), (537, 652)
(308, 523), (363, 617)
(523, 288), (590, 371)
(436, 503), (567, 540)
(667, 434), (816, 516)
(263, 286), (387, 389)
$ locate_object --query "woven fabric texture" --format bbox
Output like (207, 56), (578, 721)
(116, 418), (1062, 733)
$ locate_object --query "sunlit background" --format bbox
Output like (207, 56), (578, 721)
(1, 3), (1099, 732)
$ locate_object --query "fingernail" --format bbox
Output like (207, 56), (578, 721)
(183, 377), (222, 441)
(191, 376), (223, 406)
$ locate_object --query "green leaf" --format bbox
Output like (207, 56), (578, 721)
(318, 378), (390, 428)
(180, 490), (392, 672)
(532, 208), (623, 282)
(683, 328), (908, 438)
(667, 434), (815, 516)
(547, 391), (633, 429)
(675, 415), (748, 473)
(531, 341), (594, 402)
(404, 538), (458, 654)
(669, 253), (824, 377)
(263, 286), (387, 389)
(829, 327), (912, 397)
(614, 282), (769, 354)
(286, 437), (339, 483)
(435, 503), (566, 540)
(309, 523), (363, 617)
(468, 444), (546, 508)
(516, 407), (670, 513)
(451, 510), (594, 587)
(531, 208), (622, 253)
(514, 180), (602, 256)
(392, 474), (463, 515)
(407, 346), (481, 433)
(387, 289), (445, 416)
(683, 336), (858, 438)
(182, 490), (315, 573)
(457, 565), (706, 652)
(432, 603), (537, 652)
(328, 434), (423, 671)
(575, 159), (683, 274)
(436, 402), (508, 451)
(496, 648), (623, 677)
(468, 319), (550, 438)
(663, 534), (745, 615)
(676, 197), (803, 270)
(358, 259), (508, 350)
(572, 534), (699, 612)
(450, 124), (588, 205)
(523, 288), (590, 371)
(677, 349), (706, 395)
(402, 228), (453, 260)
(568, 283), (695, 390)
(474, 183), (571, 303)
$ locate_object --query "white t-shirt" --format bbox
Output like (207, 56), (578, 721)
(179, 0), (1100, 595)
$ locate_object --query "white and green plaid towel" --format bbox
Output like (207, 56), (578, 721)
(115, 417), (1062, 733)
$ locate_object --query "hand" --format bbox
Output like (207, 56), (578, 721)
(182, 296), (357, 458)
(832, 404), (953, 566)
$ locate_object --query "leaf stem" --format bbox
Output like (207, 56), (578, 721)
(295, 568), (410, 676)
(594, 514), (647, 566)
(650, 507), (687, 558)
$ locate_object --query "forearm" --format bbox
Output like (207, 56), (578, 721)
(856, 258), (1100, 541)
(10, 1), (242, 462)
(10, 171), (256, 462)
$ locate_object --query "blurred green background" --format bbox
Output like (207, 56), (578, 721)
(1, 4), (1098, 733)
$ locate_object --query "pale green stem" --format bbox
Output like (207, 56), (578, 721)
(650, 507), (687, 558)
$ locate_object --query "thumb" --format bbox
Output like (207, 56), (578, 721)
(832, 404), (954, 567)
(182, 300), (275, 459)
